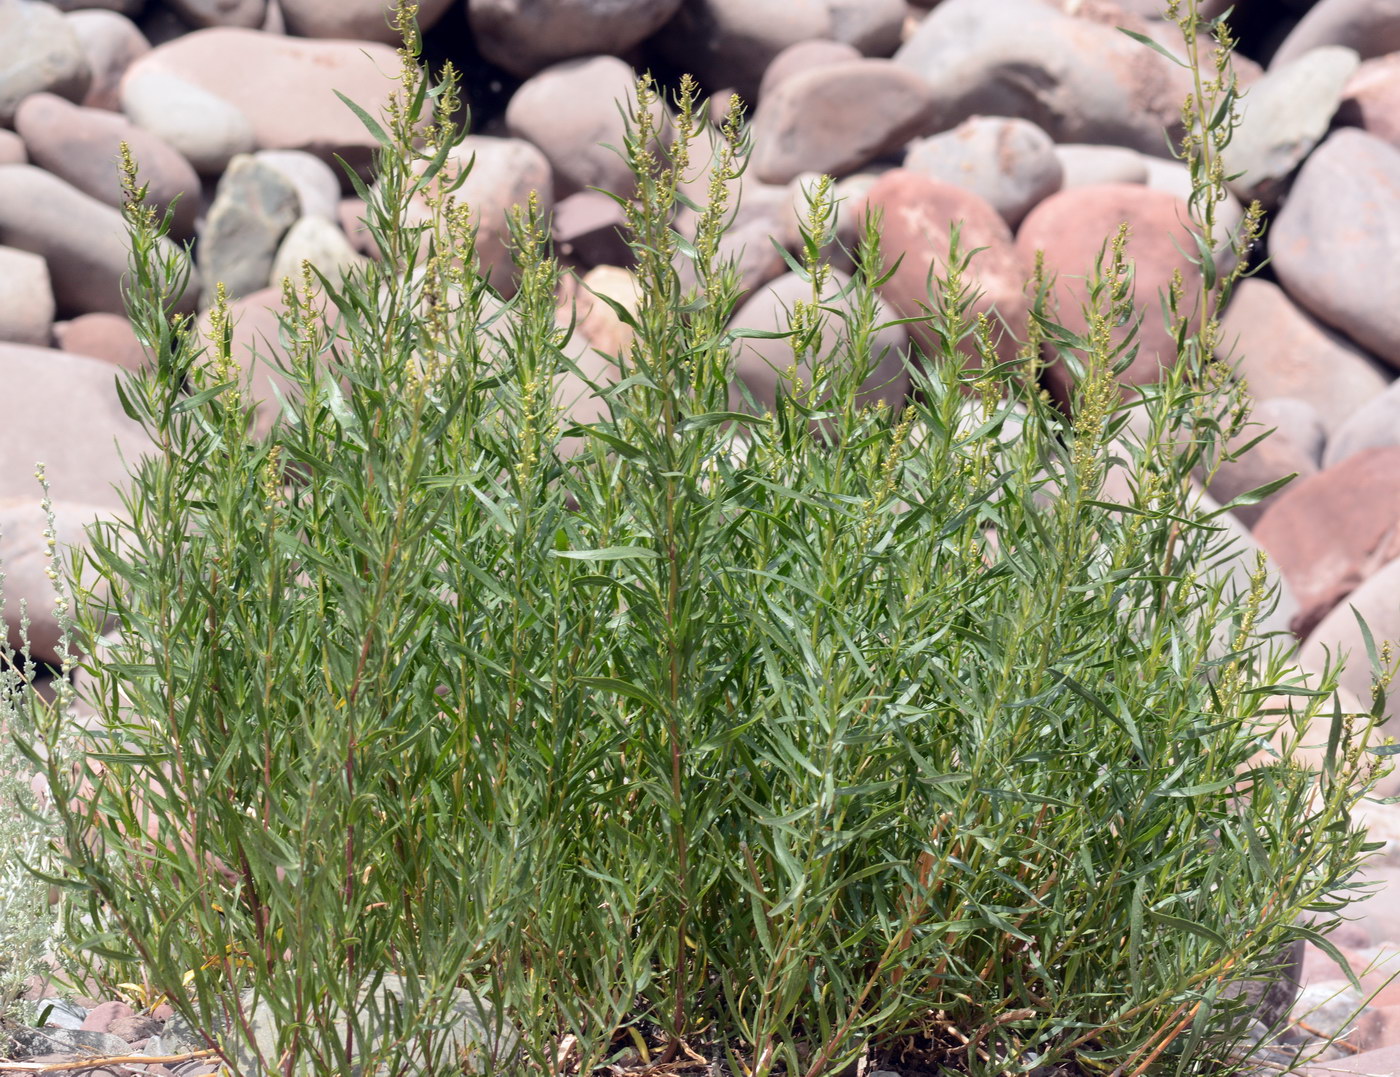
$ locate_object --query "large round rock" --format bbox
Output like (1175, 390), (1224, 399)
(1271, 0), (1400, 67)
(280, 0), (454, 43)
(468, 0), (683, 78)
(0, 0), (91, 126)
(1270, 128), (1400, 369)
(904, 116), (1062, 229)
(66, 8), (150, 113)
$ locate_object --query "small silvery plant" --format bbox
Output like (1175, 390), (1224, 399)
(5, 1), (1394, 1074)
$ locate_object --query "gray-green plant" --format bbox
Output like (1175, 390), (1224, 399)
(3, 1), (1394, 1074)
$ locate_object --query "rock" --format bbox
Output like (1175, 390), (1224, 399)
(15, 92), (200, 239)
(5, 1028), (131, 1061)
(571, 265), (641, 358)
(1194, 491), (1300, 652)
(80, 1001), (134, 1034)
(0, 0), (92, 126)
(903, 115), (1061, 229)
(0, 130), (25, 165)
(66, 8), (150, 112)
(1203, 400), (1320, 528)
(1017, 184), (1200, 392)
(0, 343), (151, 508)
(1053, 143), (1149, 189)
(269, 215), (366, 290)
(106, 1013), (161, 1042)
(757, 39), (861, 103)
(0, 246), (54, 347)
(675, 217), (790, 305)
(552, 190), (630, 269)
(0, 164), (197, 317)
(1271, 0), (1400, 68)
(1299, 556), (1400, 723)
(42, 0), (142, 11)
(1219, 279), (1390, 436)
(338, 196), (376, 258)
(165, 0), (266, 28)
(750, 60), (933, 184)
(826, 0), (906, 55)
(1223, 45), (1359, 206)
(653, 0), (832, 102)
(505, 56), (647, 198)
(53, 312), (148, 371)
(1254, 448), (1400, 639)
(893, 0), (1191, 157)
(865, 169), (1030, 371)
(199, 154), (301, 307)
(119, 67), (255, 174)
(1324, 379), (1400, 470)
(1339, 53), (1400, 152)
(468, 0), (683, 78)
(120, 29), (400, 178)
(253, 149), (340, 220)
(1270, 128), (1400, 368)
(281, 0), (453, 42)
(727, 267), (909, 414)
(1253, 397), (1327, 467)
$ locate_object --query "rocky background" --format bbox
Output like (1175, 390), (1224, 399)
(4, 0), (1400, 1072)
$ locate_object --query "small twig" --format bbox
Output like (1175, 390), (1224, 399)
(1290, 1018), (1362, 1055)
(0, 1047), (217, 1072)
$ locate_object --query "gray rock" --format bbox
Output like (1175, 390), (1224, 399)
(1323, 379), (1400, 470)
(120, 67), (255, 175)
(1252, 397), (1327, 467)
(269, 216), (366, 290)
(0, 0), (92, 126)
(1270, 128), (1400, 368)
(468, 0), (684, 78)
(1053, 143), (1150, 188)
(253, 149), (341, 220)
(160, 974), (519, 1076)
(0, 164), (197, 317)
(750, 59), (933, 183)
(505, 55), (646, 198)
(65, 8), (150, 113)
(1271, 0), (1400, 68)
(903, 115), (1061, 229)
(166, 0), (265, 28)
(6, 1027), (130, 1060)
(757, 39), (861, 104)
(0, 246), (54, 347)
(1224, 45), (1360, 206)
(894, 0), (1191, 157)
(198, 154), (301, 307)
(826, 0), (906, 56)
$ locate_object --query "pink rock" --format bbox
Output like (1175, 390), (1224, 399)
(1325, 380), (1400, 469)
(281, 0), (453, 42)
(904, 115), (1062, 229)
(1298, 1044), (1400, 1075)
(1253, 448), (1400, 638)
(119, 28), (399, 178)
(1353, 1004), (1400, 1051)
(53, 312), (148, 371)
(166, 0), (267, 29)
(1272, 0), (1400, 67)
(468, 0), (683, 78)
(505, 55), (650, 198)
(726, 268), (909, 415)
(1218, 278), (1391, 436)
(0, 0), (91, 126)
(1203, 405), (1319, 529)
(106, 1013), (162, 1042)
(0, 130), (25, 165)
(337, 196), (376, 258)
(0, 164), (197, 318)
(1053, 144), (1148, 188)
(1300, 558), (1400, 722)
(1017, 184), (1201, 395)
(81, 1000), (134, 1033)
(750, 59), (933, 184)
(1270, 128), (1400, 369)
(552, 190), (630, 270)
(65, 8), (150, 112)
(15, 92), (200, 239)
(865, 169), (1030, 371)
(757, 39), (861, 104)
(1340, 53), (1400, 152)
(0, 246), (54, 347)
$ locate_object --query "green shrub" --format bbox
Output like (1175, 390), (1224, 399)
(5, 2), (1392, 1074)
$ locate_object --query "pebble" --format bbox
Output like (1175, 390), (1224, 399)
(505, 55), (650, 198)
(65, 7), (150, 113)
(1253, 447), (1400, 639)
(894, 0), (1192, 156)
(0, 164), (198, 318)
(0, 246), (55, 347)
(750, 59), (934, 184)
(865, 169), (1031, 370)
(1218, 278), (1390, 436)
(468, 0), (684, 79)
(198, 153), (301, 307)
(280, 0), (454, 43)
(1223, 45), (1359, 206)
(903, 115), (1062, 229)
(0, 0), (92, 127)
(16, 92), (201, 240)
(1269, 128), (1400, 369)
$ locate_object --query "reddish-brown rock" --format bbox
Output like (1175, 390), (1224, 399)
(1256, 448), (1400, 639)
(1340, 53), (1400, 152)
(865, 169), (1030, 372)
(54, 312), (150, 372)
